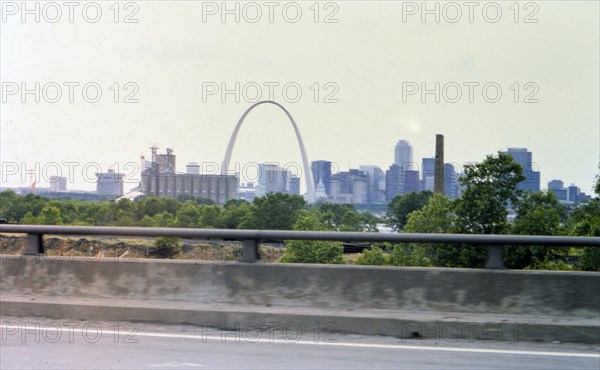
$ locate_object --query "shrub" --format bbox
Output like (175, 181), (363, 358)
(151, 237), (182, 259)
(355, 246), (388, 266)
(579, 247), (600, 271)
(281, 240), (344, 264)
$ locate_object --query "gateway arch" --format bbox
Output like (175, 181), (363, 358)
(223, 101), (315, 201)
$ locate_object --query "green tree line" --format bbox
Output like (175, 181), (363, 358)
(370, 153), (600, 271)
(0, 191), (378, 231)
(1, 153), (598, 270)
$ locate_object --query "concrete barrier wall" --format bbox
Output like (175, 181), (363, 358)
(0, 256), (600, 317)
(1, 256), (599, 317)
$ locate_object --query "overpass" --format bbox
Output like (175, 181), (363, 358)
(1, 224), (599, 344)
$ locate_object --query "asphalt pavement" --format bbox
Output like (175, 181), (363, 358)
(1, 317), (599, 369)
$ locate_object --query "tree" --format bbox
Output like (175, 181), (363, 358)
(21, 212), (38, 225)
(567, 175), (600, 271)
(176, 201), (201, 228)
(0, 192), (45, 222)
(355, 246), (387, 265)
(249, 193), (306, 230)
(92, 203), (117, 225)
(404, 193), (485, 268)
(318, 203), (355, 229)
(198, 205), (221, 228)
(152, 211), (175, 227)
(512, 191), (566, 236)
(455, 153), (525, 234)
(404, 194), (456, 234)
(506, 191), (568, 269)
(385, 191), (432, 231)
(281, 212), (344, 264)
(134, 196), (178, 219)
(139, 215), (154, 227)
(0, 190), (19, 222)
(216, 199), (253, 229)
(176, 194), (215, 205)
(36, 205), (62, 225)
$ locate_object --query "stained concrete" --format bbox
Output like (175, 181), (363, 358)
(1, 256), (599, 342)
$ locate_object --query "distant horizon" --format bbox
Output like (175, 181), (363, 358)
(1, 142), (596, 197)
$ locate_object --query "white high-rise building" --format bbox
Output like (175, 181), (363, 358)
(256, 163), (289, 197)
(394, 140), (413, 168)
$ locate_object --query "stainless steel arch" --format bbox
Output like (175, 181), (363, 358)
(223, 101), (315, 200)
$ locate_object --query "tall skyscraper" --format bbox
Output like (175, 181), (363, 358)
(394, 140), (413, 167)
(567, 184), (580, 203)
(504, 148), (540, 192)
(443, 163), (459, 199)
(404, 170), (421, 193)
(287, 175), (301, 196)
(359, 165), (385, 204)
(311, 160), (332, 197)
(421, 158), (435, 192)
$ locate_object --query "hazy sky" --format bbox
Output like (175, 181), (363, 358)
(1, 1), (599, 194)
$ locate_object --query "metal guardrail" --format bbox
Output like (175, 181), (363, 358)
(1, 224), (598, 269)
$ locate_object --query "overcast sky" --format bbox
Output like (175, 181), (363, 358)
(1, 1), (599, 194)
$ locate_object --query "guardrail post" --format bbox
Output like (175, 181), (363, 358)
(24, 233), (44, 256)
(240, 239), (259, 263)
(485, 245), (505, 269)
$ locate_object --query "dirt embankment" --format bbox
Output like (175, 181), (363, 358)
(0, 234), (284, 262)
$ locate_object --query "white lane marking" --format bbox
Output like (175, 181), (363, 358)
(148, 362), (205, 368)
(1, 324), (598, 359)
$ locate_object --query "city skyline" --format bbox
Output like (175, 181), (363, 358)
(2, 140), (594, 203)
(1, 2), (598, 194)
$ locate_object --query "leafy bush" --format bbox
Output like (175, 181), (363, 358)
(387, 244), (422, 266)
(151, 237), (182, 259)
(280, 239), (344, 264)
(579, 247), (600, 271)
(355, 246), (387, 266)
(280, 212), (343, 264)
(524, 259), (577, 271)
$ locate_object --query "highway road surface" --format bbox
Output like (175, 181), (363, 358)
(1, 317), (599, 369)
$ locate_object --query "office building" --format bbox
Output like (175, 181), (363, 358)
(287, 175), (301, 196)
(504, 148), (540, 192)
(394, 140), (413, 167)
(359, 165), (386, 204)
(548, 179), (567, 202)
(329, 169), (369, 204)
(443, 163), (460, 199)
(422, 158), (435, 192)
(256, 164), (289, 197)
(386, 164), (421, 201)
